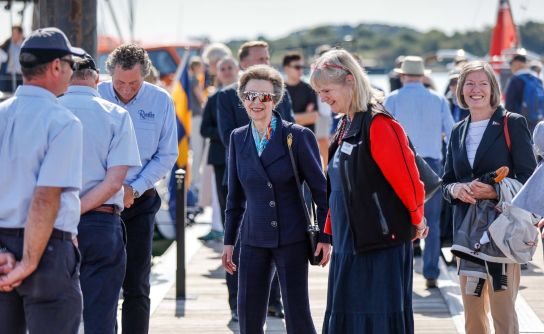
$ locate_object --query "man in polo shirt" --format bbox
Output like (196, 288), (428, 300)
(98, 44), (178, 334)
(59, 54), (141, 334)
(384, 56), (454, 289)
(0, 27), (84, 334)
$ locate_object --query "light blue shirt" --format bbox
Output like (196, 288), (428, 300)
(0, 85), (83, 234)
(98, 81), (178, 195)
(384, 82), (454, 160)
(59, 86), (141, 210)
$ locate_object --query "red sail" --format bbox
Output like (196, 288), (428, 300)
(489, 0), (518, 57)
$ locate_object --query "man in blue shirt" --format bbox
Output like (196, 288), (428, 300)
(98, 44), (178, 334)
(60, 54), (141, 334)
(0, 27), (85, 334)
(505, 54), (544, 132)
(217, 40), (293, 322)
(384, 56), (454, 289)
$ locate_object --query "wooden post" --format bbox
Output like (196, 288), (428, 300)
(37, 0), (97, 58)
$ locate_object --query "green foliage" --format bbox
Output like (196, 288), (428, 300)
(225, 22), (544, 69)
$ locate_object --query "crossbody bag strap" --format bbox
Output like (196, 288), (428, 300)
(504, 111), (511, 152)
(285, 123), (316, 228)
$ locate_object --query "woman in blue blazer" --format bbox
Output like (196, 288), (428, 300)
(222, 64), (331, 334)
(442, 61), (536, 334)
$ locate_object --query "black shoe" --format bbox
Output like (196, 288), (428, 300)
(230, 310), (239, 322)
(413, 245), (422, 257)
(267, 304), (285, 318)
(426, 279), (438, 289)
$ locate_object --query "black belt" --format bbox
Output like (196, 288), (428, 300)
(86, 204), (121, 216)
(0, 227), (73, 241)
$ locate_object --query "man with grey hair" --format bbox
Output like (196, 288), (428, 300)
(202, 42), (232, 83)
(0, 26), (84, 334)
(98, 43), (178, 334)
(59, 54), (141, 334)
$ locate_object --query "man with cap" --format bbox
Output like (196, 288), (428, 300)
(98, 44), (178, 334)
(505, 53), (544, 132)
(0, 27), (85, 334)
(59, 54), (141, 334)
(384, 55), (454, 289)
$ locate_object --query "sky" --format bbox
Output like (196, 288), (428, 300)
(1, 0), (544, 44)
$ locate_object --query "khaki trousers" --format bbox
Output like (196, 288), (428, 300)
(459, 263), (520, 334)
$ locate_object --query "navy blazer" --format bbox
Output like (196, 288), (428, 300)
(200, 92), (226, 166)
(224, 113), (329, 248)
(442, 106), (536, 225)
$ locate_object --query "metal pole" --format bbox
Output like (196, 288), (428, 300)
(9, 2), (16, 93)
(175, 169), (186, 299)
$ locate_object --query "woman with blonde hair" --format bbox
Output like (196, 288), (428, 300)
(310, 49), (427, 333)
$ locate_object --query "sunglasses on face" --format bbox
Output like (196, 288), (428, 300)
(290, 65), (305, 70)
(242, 91), (275, 103)
(59, 58), (76, 70)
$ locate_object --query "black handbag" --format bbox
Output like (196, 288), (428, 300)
(408, 139), (442, 202)
(285, 125), (323, 266)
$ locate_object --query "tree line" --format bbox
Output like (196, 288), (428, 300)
(225, 21), (544, 70)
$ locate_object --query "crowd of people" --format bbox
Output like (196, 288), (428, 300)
(0, 24), (544, 334)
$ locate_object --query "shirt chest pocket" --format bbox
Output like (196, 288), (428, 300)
(134, 122), (157, 155)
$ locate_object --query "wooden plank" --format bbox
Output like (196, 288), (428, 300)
(150, 241), (458, 333)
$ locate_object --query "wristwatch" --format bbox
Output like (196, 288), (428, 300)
(132, 187), (140, 199)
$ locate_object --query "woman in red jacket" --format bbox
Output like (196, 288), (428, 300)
(310, 49), (427, 334)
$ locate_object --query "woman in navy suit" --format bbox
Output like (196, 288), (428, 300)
(442, 61), (536, 334)
(221, 64), (331, 334)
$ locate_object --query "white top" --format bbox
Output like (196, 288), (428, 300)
(466, 119), (490, 167)
(0, 85), (83, 234)
(98, 81), (178, 195)
(59, 86), (142, 210)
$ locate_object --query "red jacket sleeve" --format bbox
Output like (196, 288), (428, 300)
(324, 209), (332, 235)
(369, 115), (425, 226)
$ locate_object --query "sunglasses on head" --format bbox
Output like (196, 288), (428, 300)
(242, 91), (275, 103)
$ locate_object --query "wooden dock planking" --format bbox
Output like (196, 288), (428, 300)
(150, 241), (458, 333)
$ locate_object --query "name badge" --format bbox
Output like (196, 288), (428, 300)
(340, 142), (354, 155)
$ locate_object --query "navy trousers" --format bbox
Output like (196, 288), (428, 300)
(79, 212), (126, 334)
(0, 233), (82, 334)
(238, 241), (315, 334)
(120, 192), (161, 334)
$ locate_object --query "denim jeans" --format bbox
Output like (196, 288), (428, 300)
(422, 157), (443, 280)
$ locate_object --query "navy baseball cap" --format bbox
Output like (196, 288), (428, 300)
(74, 53), (98, 72)
(19, 27), (85, 67)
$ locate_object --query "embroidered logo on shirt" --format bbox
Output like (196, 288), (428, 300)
(139, 110), (155, 120)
